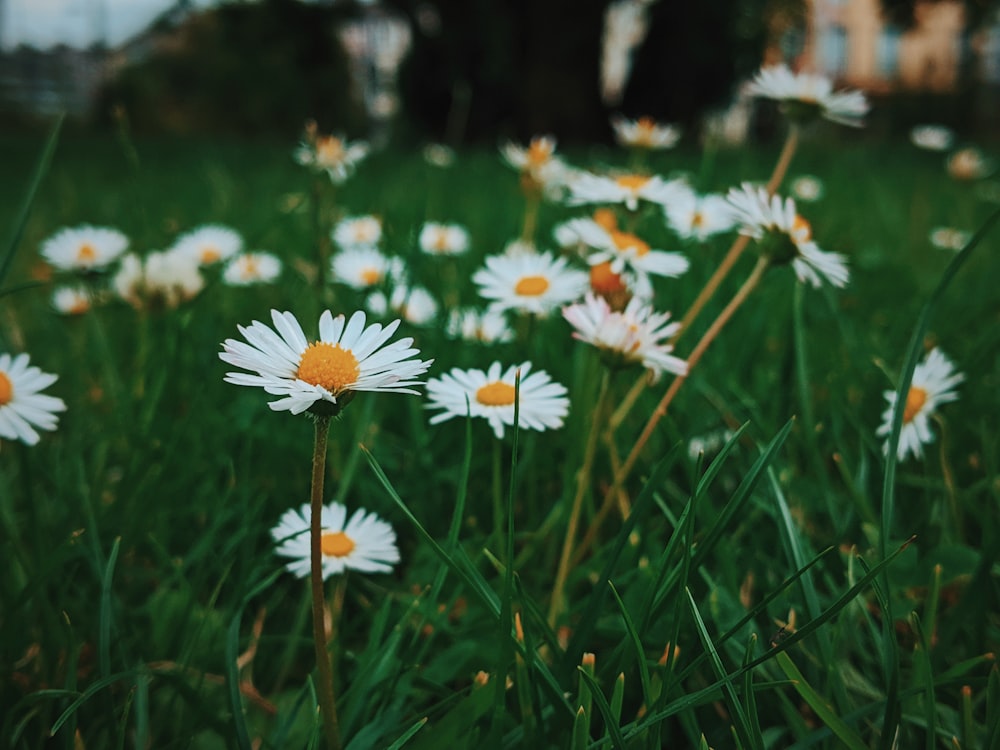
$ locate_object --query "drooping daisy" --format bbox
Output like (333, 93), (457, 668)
(947, 147), (992, 181)
(563, 292), (687, 378)
(418, 222), (470, 256)
(171, 224), (243, 266)
(271, 501), (399, 578)
(333, 215), (382, 250)
(501, 135), (571, 194)
(568, 171), (686, 212)
(425, 361), (569, 439)
(610, 115), (682, 150)
(113, 251), (205, 310)
(219, 309), (433, 416)
(876, 347), (964, 461)
(473, 250), (589, 316)
(366, 284), (438, 326)
(294, 120), (369, 184)
(331, 247), (402, 290)
(563, 217), (690, 282)
(40, 225), (129, 272)
(726, 183), (849, 288)
(789, 175), (824, 203)
(747, 63), (869, 127)
(0, 352), (67, 446)
(929, 226), (971, 251)
(445, 308), (514, 344)
(223, 252), (283, 286)
(910, 124), (954, 152)
(52, 286), (93, 315)
(664, 188), (737, 241)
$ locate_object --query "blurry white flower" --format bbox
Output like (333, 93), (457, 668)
(113, 251), (204, 310)
(947, 147), (993, 181)
(568, 172), (687, 211)
(563, 217), (689, 283)
(748, 64), (869, 127)
(51, 286), (93, 315)
(41, 225), (128, 272)
(446, 308), (514, 344)
(223, 252), (282, 286)
(423, 143), (456, 167)
(600, 0), (653, 106)
(331, 247), (402, 289)
(664, 187), (737, 240)
(366, 284), (438, 326)
(473, 250), (589, 316)
(419, 222), (470, 256)
(0, 352), (67, 446)
(294, 121), (369, 183)
(610, 115), (682, 150)
(687, 428), (735, 460)
(171, 224), (243, 266)
(910, 124), (954, 152)
(333, 215), (382, 250)
(928, 227), (971, 251)
(501, 135), (572, 195)
(789, 175), (824, 203)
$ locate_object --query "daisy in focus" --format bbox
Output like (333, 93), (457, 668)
(366, 284), (439, 326)
(747, 63), (869, 127)
(219, 309), (432, 416)
(610, 115), (682, 150)
(0, 352), (67, 446)
(910, 124), (954, 152)
(473, 250), (589, 316)
(726, 183), (849, 288)
(294, 120), (369, 184)
(876, 347), (964, 461)
(563, 292), (687, 378)
(562, 217), (690, 282)
(333, 215), (382, 250)
(663, 187), (737, 240)
(568, 171), (686, 212)
(223, 252), (283, 286)
(271, 501), (399, 578)
(41, 225), (129, 272)
(445, 308), (514, 344)
(425, 361), (569, 439)
(51, 286), (93, 315)
(419, 222), (470, 256)
(171, 225), (243, 266)
(331, 247), (402, 290)
(113, 251), (205, 310)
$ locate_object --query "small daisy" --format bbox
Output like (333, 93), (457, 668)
(473, 250), (589, 316)
(947, 147), (992, 181)
(52, 286), (93, 315)
(171, 224), (243, 266)
(726, 183), (849, 288)
(929, 227), (971, 251)
(664, 188), (737, 241)
(501, 135), (570, 192)
(333, 215), (382, 250)
(747, 63), (869, 127)
(423, 143), (456, 168)
(366, 284), (438, 326)
(0, 352), (67, 446)
(223, 252), (283, 286)
(568, 172), (686, 212)
(113, 251), (204, 310)
(562, 217), (690, 282)
(271, 501), (399, 578)
(610, 115), (682, 150)
(446, 308), (514, 344)
(563, 292), (687, 378)
(425, 361), (569, 439)
(789, 175), (824, 203)
(40, 225), (128, 272)
(331, 247), (402, 290)
(219, 309), (433, 416)
(418, 222), (470, 256)
(294, 120), (369, 184)
(910, 124), (954, 152)
(876, 347), (963, 461)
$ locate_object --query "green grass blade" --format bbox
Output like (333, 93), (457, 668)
(608, 581), (652, 706)
(50, 670), (138, 734)
(774, 651), (867, 750)
(577, 668), (626, 750)
(99, 537), (121, 680)
(909, 612), (936, 750)
(385, 717), (429, 750)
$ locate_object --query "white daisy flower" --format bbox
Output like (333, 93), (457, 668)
(568, 172), (686, 212)
(294, 121), (369, 184)
(563, 217), (690, 282)
(366, 284), (438, 326)
(445, 308), (514, 344)
(425, 361), (569, 439)
(876, 347), (964, 461)
(113, 250), (204, 310)
(40, 225), (129, 272)
(664, 188), (737, 241)
(610, 115), (681, 150)
(423, 143), (456, 168)
(500, 135), (571, 194)
(947, 147), (993, 181)
(0, 352), (67, 446)
(52, 286), (93, 315)
(789, 175), (824, 203)
(219, 309), (433, 416)
(171, 224), (243, 266)
(473, 250), (589, 316)
(331, 247), (402, 290)
(747, 63), (869, 127)
(418, 222), (470, 256)
(563, 292), (687, 378)
(929, 227), (971, 251)
(726, 183), (849, 288)
(910, 124), (954, 152)
(271, 501), (399, 578)
(333, 215), (382, 250)
(223, 252), (283, 286)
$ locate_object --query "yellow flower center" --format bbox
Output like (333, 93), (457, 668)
(0, 371), (12, 405)
(610, 230), (650, 256)
(69, 298), (90, 315)
(514, 275), (550, 296)
(792, 215), (812, 241)
(432, 229), (450, 251)
(590, 261), (627, 294)
(321, 530), (356, 557)
(476, 381), (516, 406)
(615, 175), (650, 191)
(360, 268), (382, 285)
(77, 243), (97, 262)
(240, 257), (260, 279)
(316, 136), (344, 166)
(903, 386), (928, 424)
(634, 117), (656, 146)
(527, 140), (553, 167)
(592, 208), (618, 231)
(200, 246), (221, 264)
(691, 211), (704, 228)
(297, 342), (360, 394)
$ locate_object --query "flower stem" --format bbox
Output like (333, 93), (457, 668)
(309, 416), (341, 750)
(547, 370), (611, 627)
(521, 190), (541, 244)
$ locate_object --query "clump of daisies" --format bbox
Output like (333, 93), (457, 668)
(0, 352), (67, 446)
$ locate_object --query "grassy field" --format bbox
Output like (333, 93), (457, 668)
(1, 119), (999, 749)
